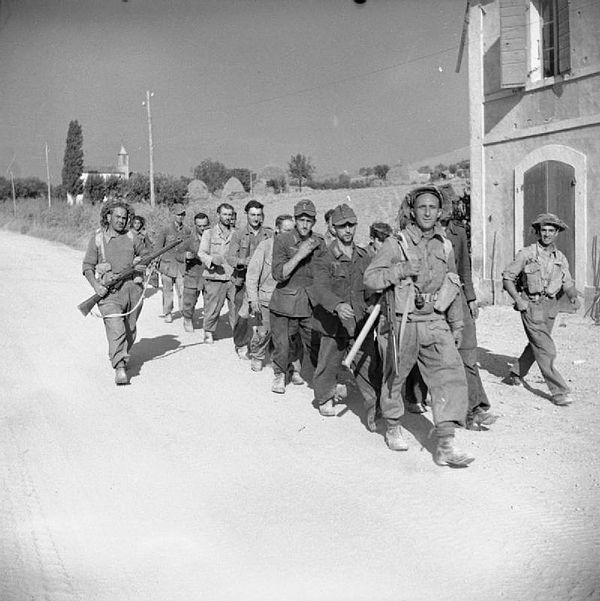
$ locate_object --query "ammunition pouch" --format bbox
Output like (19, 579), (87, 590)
(433, 273), (462, 313)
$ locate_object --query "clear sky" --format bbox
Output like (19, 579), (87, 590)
(0, 0), (469, 182)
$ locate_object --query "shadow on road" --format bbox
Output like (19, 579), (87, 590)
(478, 346), (516, 379)
(128, 334), (186, 379)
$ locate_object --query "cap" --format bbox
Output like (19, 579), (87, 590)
(330, 203), (357, 226)
(172, 203), (186, 215)
(294, 198), (316, 218)
(404, 185), (444, 209)
(531, 212), (568, 231)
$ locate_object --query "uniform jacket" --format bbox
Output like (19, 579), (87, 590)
(198, 223), (234, 281)
(269, 229), (326, 318)
(445, 220), (476, 302)
(246, 237), (276, 307)
(175, 230), (204, 289)
(311, 240), (373, 338)
(154, 221), (191, 278)
(363, 223), (462, 327)
(502, 242), (573, 298)
(226, 224), (273, 286)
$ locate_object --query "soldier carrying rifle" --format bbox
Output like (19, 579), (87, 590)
(81, 200), (151, 386)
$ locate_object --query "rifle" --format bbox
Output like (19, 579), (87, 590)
(77, 237), (184, 317)
(342, 302), (381, 369)
(384, 286), (399, 377)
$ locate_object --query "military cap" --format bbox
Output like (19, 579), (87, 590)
(531, 212), (568, 231)
(172, 203), (186, 215)
(294, 198), (316, 218)
(331, 203), (357, 226)
(404, 185), (444, 208)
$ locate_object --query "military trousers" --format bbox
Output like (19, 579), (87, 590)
(270, 311), (319, 378)
(182, 286), (202, 321)
(313, 332), (381, 412)
(98, 280), (143, 368)
(249, 305), (272, 362)
(161, 273), (184, 316)
(405, 294), (490, 415)
(379, 316), (468, 430)
(203, 279), (235, 334)
(510, 297), (570, 400)
(232, 284), (251, 349)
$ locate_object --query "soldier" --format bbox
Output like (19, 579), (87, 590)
(367, 222), (393, 257)
(82, 201), (149, 385)
(198, 203), (235, 344)
(154, 203), (191, 323)
(323, 208), (336, 246)
(246, 213), (296, 372)
(502, 213), (579, 405)
(176, 212), (209, 333)
(270, 199), (325, 394)
(364, 185), (474, 467)
(226, 200), (273, 358)
(405, 213), (497, 430)
(311, 204), (382, 420)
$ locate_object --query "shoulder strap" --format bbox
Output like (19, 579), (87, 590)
(443, 237), (452, 260)
(95, 228), (106, 263)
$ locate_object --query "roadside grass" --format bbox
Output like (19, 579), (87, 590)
(0, 186), (417, 251)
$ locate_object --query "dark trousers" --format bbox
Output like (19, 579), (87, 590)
(378, 317), (468, 431)
(98, 281), (143, 368)
(510, 297), (569, 399)
(232, 284), (251, 349)
(249, 305), (272, 361)
(182, 286), (202, 320)
(314, 333), (381, 411)
(270, 311), (319, 376)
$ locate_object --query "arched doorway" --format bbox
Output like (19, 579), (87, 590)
(522, 160), (575, 267)
(514, 145), (587, 292)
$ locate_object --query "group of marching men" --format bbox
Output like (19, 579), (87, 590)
(83, 185), (579, 468)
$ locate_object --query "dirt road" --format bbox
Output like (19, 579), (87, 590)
(1, 230), (599, 601)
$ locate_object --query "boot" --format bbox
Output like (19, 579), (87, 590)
(385, 425), (409, 451)
(183, 318), (194, 332)
(164, 313), (173, 324)
(467, 409), (499, 430)
(114, 365), (128, 386)
(318, 398), (336, 417)
(366, 406), (377, 432)
(434, 436), (475, 467)
(290, 370), (305, 386)
(250, 358), (263, 372)
(204, 332), (214, 344)
(272, 373), (286, 394)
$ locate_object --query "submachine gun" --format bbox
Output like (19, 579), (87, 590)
(77, 237), (184, 317)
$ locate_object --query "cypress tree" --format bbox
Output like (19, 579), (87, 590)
(61, 120), (84, 196)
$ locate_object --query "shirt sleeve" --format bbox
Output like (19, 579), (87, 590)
(363, 237), (401, 291)
(198, 229), (213, 267)
(502, 248), (528, 282)
(246, 241), (264, 303)
(560, 253), (574, 290)
(82, 234), (99, 275)
(271, 234), (288, 283)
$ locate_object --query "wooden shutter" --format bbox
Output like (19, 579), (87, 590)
(557, 0), (571, 74)
(499, 0), (527, 88)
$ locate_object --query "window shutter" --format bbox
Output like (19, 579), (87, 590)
(499, 0), (527, 88)
(557, 0), (571, 74)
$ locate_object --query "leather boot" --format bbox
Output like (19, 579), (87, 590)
(271, 373), (286, 394)
(290, 370), (305, 386)
(434, 436), (475, 467)
(318, 398), (336, 416)
(183, 318), (194, 332)
(114, 365), (128, 386)
(366, 406), (378, 432)
(385, 425), (409, 451)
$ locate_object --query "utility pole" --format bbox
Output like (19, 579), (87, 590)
(143, 90), (156, 207)
(9, 170), (16, 217)
(45, 142), (52, 207)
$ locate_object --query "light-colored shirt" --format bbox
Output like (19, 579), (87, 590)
(198, 223), (234, 281)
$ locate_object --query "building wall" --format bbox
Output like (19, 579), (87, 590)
(469, 0), (600, 306)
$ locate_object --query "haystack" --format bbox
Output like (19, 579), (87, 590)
(187, 179), (210, 202)
(222, 176), (246, 199)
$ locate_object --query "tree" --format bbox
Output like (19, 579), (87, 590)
(84, 174), (106, 204)
(359, 166), (374, 177)
(373, 164), (390, 180)
(61, 120), (84, 197)
(125, 173), (150, 204)
(192, 159), (229, 193)
(288, 153), (315, 191)
(155, 174), (188, 206)
(266, 176), (287, 194)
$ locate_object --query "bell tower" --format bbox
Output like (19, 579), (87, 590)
(118, 145), (129, 180)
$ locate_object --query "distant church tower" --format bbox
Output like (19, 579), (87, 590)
(117, 145), (129, 180)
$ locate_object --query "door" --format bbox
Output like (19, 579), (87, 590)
(523, 160), (575, 267)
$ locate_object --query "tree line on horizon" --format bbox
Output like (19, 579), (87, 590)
(0, 120), (470, 205)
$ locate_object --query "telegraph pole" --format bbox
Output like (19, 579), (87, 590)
(9, 170), (16, 217)
(45, 142), (52, 207)
(143, 90), (156, 207)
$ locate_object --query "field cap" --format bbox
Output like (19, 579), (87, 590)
(531, 212), (568, 231)
(294, 198), (316, 218)
(331, 203), (357, 226)
(172, 203), (186, 215)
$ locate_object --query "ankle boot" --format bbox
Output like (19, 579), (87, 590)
(434, 436), (474, 467)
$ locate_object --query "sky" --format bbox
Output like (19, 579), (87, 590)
(0, 0), (470, 182)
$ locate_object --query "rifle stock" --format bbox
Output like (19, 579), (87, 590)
(77, 235), (184, 317)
